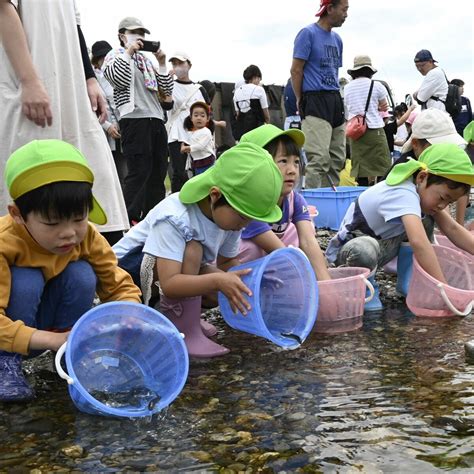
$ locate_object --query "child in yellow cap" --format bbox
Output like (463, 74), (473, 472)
(326, 143), (474, 311)
(113, 142), (283, 358)
(1, 139), (141, 402)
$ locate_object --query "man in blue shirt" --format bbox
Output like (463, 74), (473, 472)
(290, 0), (349, 189)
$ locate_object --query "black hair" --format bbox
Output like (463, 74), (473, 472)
(412, 171), (470, 195)
(450, 79), (464, 87)
(349, 67), (375, 79)
(183, 102), (215, 133)
(264, 134), (300, 159)
(118, 33), (126, 48)
(90, 55), (104, 68)
(320, 0), (343, 16)
(243, 65), (262, 83)
(15, 181), (93, 221)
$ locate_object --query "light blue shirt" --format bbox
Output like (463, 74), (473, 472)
(113, 193), (241, 263)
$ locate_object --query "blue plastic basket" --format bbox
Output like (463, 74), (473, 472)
(301, 186), (367, 230)
(218, 247), (319, 348)
(55, 302), (189, 418)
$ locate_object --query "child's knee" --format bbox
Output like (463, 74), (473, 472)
(336, 236), (380, 270)
(8, 267), (45, 309)
(62, 260), (97, 294)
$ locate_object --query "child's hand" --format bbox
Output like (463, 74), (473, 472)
(217, 269), (253, 315)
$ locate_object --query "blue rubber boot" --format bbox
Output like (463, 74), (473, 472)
(364, 272), (383, 312)
(0, 354), (34, 402)
(396, 243), (414, 297)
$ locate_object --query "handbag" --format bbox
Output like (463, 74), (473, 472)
(345, 80), (374, 140)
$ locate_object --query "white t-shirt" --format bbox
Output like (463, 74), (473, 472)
(113, 193), (241, 264)
(416, 67), (448, 111)
(184, 127), (215, 161)
(343, 78), (387, 129)
(233, 83), (268, 113)
(326, 180), (422, 263)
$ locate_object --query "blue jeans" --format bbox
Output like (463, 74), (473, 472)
(1, 260), (96, 358)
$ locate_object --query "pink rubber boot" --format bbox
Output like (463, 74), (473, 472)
(200, 319), (218, 337)
(160, 294), (229, 358)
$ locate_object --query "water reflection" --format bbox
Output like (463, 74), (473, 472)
(1, 306), (473, 472)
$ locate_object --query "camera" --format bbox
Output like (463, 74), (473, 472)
(140, 40), (160, 53)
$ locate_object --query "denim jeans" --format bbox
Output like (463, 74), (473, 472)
(1, 260), (96, 358)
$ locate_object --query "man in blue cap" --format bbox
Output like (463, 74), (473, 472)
(413, 49), (448, 112)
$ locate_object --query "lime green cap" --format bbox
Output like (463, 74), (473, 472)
(386, 143), (474, 186)
(240, 123), (305, 149)
(4, 140), (107, 224)
(179, 142), (283, 222)
(463, 121), (474, 143)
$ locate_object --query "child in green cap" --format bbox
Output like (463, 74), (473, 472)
(326, 143), (474, 310)
(113, 142), (283, 358)
(238, 124), (331, 281)
(0, 139), (141, 402)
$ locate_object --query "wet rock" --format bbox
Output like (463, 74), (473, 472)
(60, 444), (84, 458)
(287, 412), (306, 421)
(465, 340), (474, 363)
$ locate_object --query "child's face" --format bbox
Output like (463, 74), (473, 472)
(15, 210), (89, 254)
(274, 145), (300, 196)
(211, 204), (250, 231)
(191, 107), (208, 129)
(417, 173), (466, 216)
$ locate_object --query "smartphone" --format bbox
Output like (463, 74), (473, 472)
(405, 94), (413, 107)
(140, 40), (160, 53)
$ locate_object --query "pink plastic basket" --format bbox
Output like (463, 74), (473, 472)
(434, 232), (474, 260)
(314, 267), (373, 334)
(406, 245), (474, 317)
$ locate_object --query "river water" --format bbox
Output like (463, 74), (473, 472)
(1, 306), (473, 472)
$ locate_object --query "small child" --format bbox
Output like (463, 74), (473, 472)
(113, 142), (283, 358)
(0, 140), (141, 402)
(326, 142), (474, 309)
(181, 101), (216, 176)
(238, 124), (331, 281)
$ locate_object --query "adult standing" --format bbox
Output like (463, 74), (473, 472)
(167, 52), (209, 193)
(0, 0), (129, 243)
(104, 17), (173, 225)
(290, 0), (349, 189)
(413, 49), (448, 112)
(91, 40), (127, 190)
(232, 65), (270, 141)
(343, 55), (391, 186)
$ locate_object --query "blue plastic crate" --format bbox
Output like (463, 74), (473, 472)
(301, 186), (367, 230)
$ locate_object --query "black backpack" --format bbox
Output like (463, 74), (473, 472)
(232, 98), (265, 141)
(444, 82), (462, 117)
(428, 71), (462, 117)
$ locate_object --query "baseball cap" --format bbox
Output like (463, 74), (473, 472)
(414, 49), (437, 63)
(118, 17), (150, 34)
(91, 40), (112, 58)
(5, 140), (107, 224)
(315, 0), (332, 16)
(401, 109), (466, 153)
(169, 51), (191, 63)
(179, 142), (283, 223)
(463, 121), (474, 143)
(240, 124), (305, 149)
(386, 143), (474, 186)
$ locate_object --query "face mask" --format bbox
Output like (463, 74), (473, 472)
(173, 65), (189, 79)
(124, 33), (143, 48)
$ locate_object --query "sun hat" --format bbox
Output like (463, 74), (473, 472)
(4, 140), (107, 224)
(240, 124), (305, 149)
(401, 109), (467, 153)
(463, 121), (474, 143)
(386, 143), (474, 186)
(168, 52), (191, 63)
(315, 0), (332, 16)
(118, 17), (150, 34)
(347, 55), (377, 75)
(414, 49), (437, 63)
(179, 142), (283, 223)
(91, 40), (112, 58)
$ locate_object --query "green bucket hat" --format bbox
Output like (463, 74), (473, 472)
(240, 123), (305, 149)
(4, 139), (107, 224)
(386, 142), (474, 186)
(179, 142), (283, 222)
(463, 121), (474, 143)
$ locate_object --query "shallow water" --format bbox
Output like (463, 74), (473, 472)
(1, 306), (473, 472)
